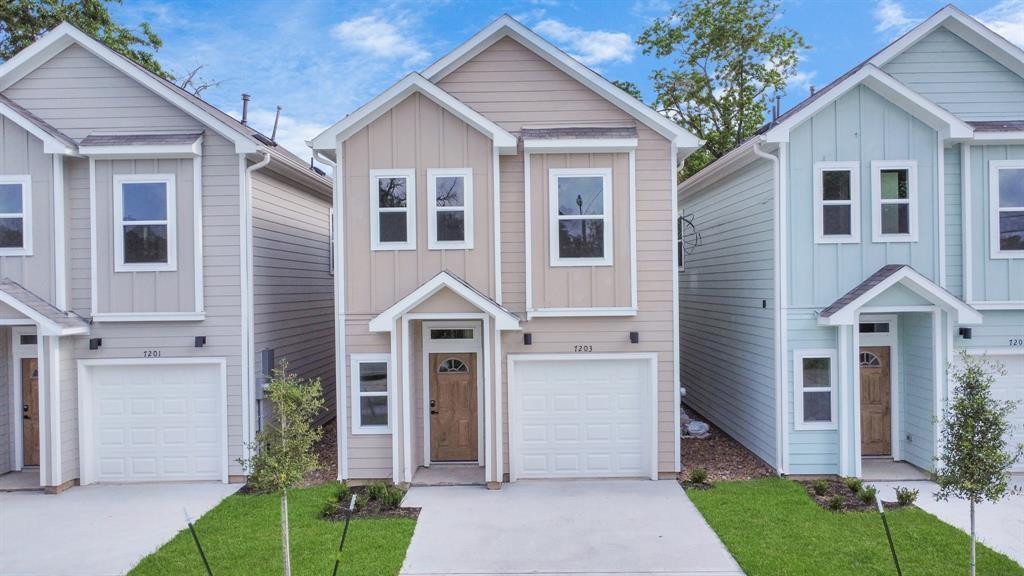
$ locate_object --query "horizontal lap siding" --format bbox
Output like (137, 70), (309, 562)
(788, 311), (839, 474)
(945, 145), (962, 297)
(0, 329), (9, 474)
(59, 337), (77, 481)
(899, 312), (934, 471)
(679, 159), (777, 468)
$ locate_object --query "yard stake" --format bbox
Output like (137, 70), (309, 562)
(183, 508), (214, 576)
(875, 497), (903, 576)
(330, 495), (358, 576)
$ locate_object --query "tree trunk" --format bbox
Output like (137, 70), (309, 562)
(281, 488), (292, 576)
(970, 500), (976, 576)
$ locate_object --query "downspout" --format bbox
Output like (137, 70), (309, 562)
(242, 149), (271, 458)
(752, 138), (787, 475)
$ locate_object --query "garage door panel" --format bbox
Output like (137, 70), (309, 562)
(986, 354), (1024, 472)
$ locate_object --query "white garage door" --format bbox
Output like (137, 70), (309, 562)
(85, 361), (225, 483)
(510, 356), (655, 479)
(986, 353), (1024, 472)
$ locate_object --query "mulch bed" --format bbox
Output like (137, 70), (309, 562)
(798, 478), (907, 512)
(321, 485), (420, 521)
(302, 418), (338, 487)
(679, 406), (776, 483)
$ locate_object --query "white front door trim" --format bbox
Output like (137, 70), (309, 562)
(859, 314), (901, 461)
(420, 320), (484, 468)
(10, 326), (37, 472)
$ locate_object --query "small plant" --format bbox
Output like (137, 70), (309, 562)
(858, 485), (878, 505)
(895, 486), (919, 507)
(812, 479), (828, 496)
(843, 477), (863, 494)
(366, 482), (389, 502)
(688, 467), (709, 485)
(319, 482), (352, 519)
(379, 484), (406, 508)
(827, 494), (844, 512)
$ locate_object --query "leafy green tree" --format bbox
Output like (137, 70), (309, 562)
(239, 364), (324, 576)
(935, 351), (1022, 576)
(612, 79), (643, 101)
(637, 0), (807, 178)
(0, 0), (169, 79)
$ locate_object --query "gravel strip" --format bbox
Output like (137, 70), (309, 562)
(680, 405), (776, 482)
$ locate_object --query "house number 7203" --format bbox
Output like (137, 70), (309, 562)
(573, 345), (593, 353)
(1010, 338), (1023, 347)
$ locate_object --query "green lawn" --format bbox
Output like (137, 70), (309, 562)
(129, 484), (416, 576)
(688, 478), (1023, 576)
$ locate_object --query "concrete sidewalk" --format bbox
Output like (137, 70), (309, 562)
(400, 479), (743, 576)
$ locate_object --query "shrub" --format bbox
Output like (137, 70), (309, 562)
(895, 486), (919, 506)
(843, 477), (863, 494)
(379, 484), (406, 508)
(827, 494), (844, 512)
(858, 485), (878, 505)
(812, 479), (828, 496)
(366, 482), (389, 502)
(688, 467), (709, 485)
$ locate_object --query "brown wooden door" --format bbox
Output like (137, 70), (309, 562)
(22, 358), (39, 467)
(429, 353), (478, 462)
(860, 346), (892, 456)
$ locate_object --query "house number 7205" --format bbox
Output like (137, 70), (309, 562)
(573, 345), (593, 353)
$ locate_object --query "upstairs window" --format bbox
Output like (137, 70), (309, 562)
(351, 354), (391, 434)
(113, 174), (176, 271)
(428, 168), (473, 249)
(871, 161), (917, 242)
(814, 162), (860, 243)
(370, 170), (416, 251)
(549, 168), (613, 266)
(794, 349), (837, 431)
(990, 160), (1024, 258)
(0, 175), (31, 255)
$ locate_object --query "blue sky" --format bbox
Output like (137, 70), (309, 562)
(110, 0), (1024, 159)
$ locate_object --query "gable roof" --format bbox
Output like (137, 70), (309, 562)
(0, 93), (77, 155)
(0, 278), (89, 336)
(311, 73), (517, 154)
(368, 270), (520, 332)
(421, 14), (702, 153)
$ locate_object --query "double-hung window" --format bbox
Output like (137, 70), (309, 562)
(370, 170), (416, 250)
(0, 175), (31, 255)
(794, 349), (837, 430)
(350, 354), (391, 434)
(549, 168), (613, 266)
(990, 160), (1024, 258)
(113, 174), (176, 271)
(427, 168), (473, 249)
(871, 161), (917, 242)
(813, 162), (859, 243)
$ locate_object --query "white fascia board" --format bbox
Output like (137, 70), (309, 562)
(0, 292), (65, 336)
(971, 132), (1024, 144)
(677, 138), (762, 203)
(523, 138), (637, 154)
(765, 65), (973, 143)
(79, 140), (202, 159)
(0, 24), (257, 154)
(421, 15), (702, 154)
(0, 103), (77, 155)
(312, 73), (517, 153)
(368, 271), (520, 332)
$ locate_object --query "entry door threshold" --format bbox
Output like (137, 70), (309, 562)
(412, 464), (485, 487)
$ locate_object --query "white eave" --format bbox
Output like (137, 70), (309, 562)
(368, 271), (521, 332)
(0, 99), (77, 155)
(78, 138), (203, 159)
(522, 138), (638, 154)
(421, 14), (702, 155)
(311, 73), (517, 154)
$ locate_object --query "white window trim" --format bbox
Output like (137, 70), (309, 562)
(813, 161), (860, 244)
(350, 353), (392, 435)
(0, 175), (32, 256)
(427, 168), (473, 250)
(548, 167), (613, 267)
(871, 160), (918, 243)
(989, 159), (1024, 259)
(793, 348), (839, 431)
(112, 173), (177, 272)
(370, 169), (416, 251)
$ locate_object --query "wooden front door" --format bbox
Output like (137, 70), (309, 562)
(860, 346), (892, 456)
(429, 353), (478, 462)
(22, 358), (39, 466)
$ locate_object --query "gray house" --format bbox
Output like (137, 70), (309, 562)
(679, 5), (1023, 478)
(0, 23), (334, 492)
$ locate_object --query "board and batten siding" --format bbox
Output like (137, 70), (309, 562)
(679, 158), (777, 468)
(882, 27), (1024, 121)
(788, 85), (939, 308)
(965, 144), (1024, 303)
(59, 336), (77, 481)
(945, 144), (963, 297)
(251, 168), (335, 418)
(899, 311), (935, 471)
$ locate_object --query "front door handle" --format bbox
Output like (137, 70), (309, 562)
(430, 399), (438, 415)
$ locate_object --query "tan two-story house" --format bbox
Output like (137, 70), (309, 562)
(0, 24), (334, 492)
(311, 15), (700, 486)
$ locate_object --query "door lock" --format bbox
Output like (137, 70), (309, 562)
(430, 399), (439, 415)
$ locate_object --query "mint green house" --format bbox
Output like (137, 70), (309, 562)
(678, 5), (1023, 478)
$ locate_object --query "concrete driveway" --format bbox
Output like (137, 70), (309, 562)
(0, 482), (239, 576)
(874, 479), (1024, 566)
(400, 480), (743, 576)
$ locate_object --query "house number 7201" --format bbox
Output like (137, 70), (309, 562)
(1011, 338), (1023, 347)
(573, 345), (593, 353)
(143, 350), (162, 358)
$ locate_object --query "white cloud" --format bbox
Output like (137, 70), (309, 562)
(975, 0), (1024, 48)
(331, 15), (430, 65)
(788, 70), (818, 95)
(230, 106), (328, 162)
(533, 19), (635, 67)
(873, 0), (918, 35)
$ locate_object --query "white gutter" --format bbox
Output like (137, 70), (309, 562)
(241, 149), (271, 461)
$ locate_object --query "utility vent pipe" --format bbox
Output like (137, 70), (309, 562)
(271, 105), (282, 142)
(241, 93), (251, 125)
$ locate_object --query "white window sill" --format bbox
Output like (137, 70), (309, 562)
(794, 422), (838, 432)
(351, 427), (392, 436)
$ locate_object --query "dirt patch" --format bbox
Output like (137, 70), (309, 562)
(679, 406), (776, 483)
(798, 478), (907, 512)
(320, 485), (420, 521)
(301, 418), (338, 487)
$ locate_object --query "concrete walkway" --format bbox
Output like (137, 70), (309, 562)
(400, 479), (743, 576)
(873, 479), (1024, 566)
(0, 482), (239, 576)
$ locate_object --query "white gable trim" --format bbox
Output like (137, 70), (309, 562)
(421, 15), (701, 153)
(0, 102), (77, 155)
(523, 138), (637, 154)
(312, 73), (517, 153)
(368, 271), (520, 332)
(0, 23), (258, 153)
(817, 267), (982, 326)
(79, 139), (203, 159)
(0, 290), (87, 336)
(869, 5), (1024, 79)
(765, 65), (974, 143)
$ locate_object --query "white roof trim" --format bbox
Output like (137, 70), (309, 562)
(869, 5), (1024, 79)
(522, 138), (637, 154)
(677, 137), (762, 201)
(817, 267), (983, 326)
(312, 73), (517, 153)
(0, 290), (86, 336)
(421, 15), (702, 153)
(765, 65), (974, 143)
(972, 131), (1024, 143)
(0, 23), (258, 154)
(79, 139), (203, 159)
(368, 271), (520, 332)
(0, 101), (77, 155)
